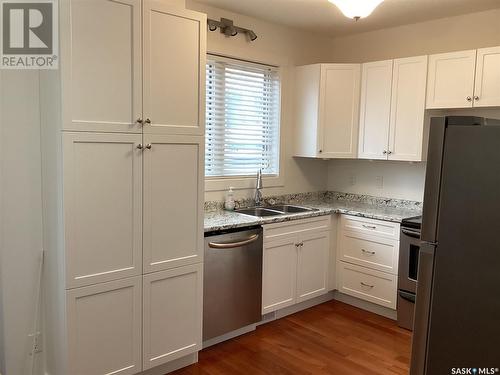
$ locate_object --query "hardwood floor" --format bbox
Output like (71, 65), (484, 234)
(173, 300), (411, 375)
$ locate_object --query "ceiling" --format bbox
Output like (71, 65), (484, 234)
(194, 0), (500, 37)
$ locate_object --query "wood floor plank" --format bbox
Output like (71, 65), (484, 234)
(171, 300), (411, 375)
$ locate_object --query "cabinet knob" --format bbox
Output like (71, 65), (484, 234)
(145, 143), (152, 149)
(145, 118), (152, 124)
(387, 150), (392, 155)
(137, 144), (144, 150)
(319, 149), (323, 153)
(383, 150), (387, 155)
(466, 96), (472, 102)
(136, 117), (143, 125)
(474, 96), (480, 101)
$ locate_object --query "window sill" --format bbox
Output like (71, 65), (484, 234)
(205, 175), (284, 192)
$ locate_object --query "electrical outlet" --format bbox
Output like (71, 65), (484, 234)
(28, 332), (43, 355)
(375, 176), (384, 189)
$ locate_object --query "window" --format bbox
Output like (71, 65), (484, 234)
(205, 55), (281, 178)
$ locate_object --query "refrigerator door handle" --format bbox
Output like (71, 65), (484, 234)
(410, 243), (436, 375)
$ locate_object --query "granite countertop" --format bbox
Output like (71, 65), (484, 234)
(204, 194), (422, 232)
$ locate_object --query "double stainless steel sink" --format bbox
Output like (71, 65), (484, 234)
(235, 204), (318, 218)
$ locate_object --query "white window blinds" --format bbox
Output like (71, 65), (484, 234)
(205, 56), (281, 177)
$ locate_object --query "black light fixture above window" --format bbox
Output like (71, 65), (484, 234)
(207, 18), (258, 42)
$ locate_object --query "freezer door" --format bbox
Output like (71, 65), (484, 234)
(410, 242), (436, 375)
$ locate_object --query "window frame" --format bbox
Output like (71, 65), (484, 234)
(204, 53), (284, 192)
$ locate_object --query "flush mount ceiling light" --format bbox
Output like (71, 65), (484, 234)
(328, 0), (384, 21)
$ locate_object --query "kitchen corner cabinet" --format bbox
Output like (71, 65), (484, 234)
(262, 217), (331, 314)
(61, 0), (206, 135)
(358, 56), (428, 161)
(294, 64), (361, 159)
(426, 46), (500, 108)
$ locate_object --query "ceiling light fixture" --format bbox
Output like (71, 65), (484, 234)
(328, 0), (384, 21)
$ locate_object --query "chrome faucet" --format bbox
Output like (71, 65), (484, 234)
(254, 169), (263, 206)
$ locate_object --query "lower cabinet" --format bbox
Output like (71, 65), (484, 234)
(262, 217), (331, 314)
(337, 214), (400, 309)
(142, 263), (203, 370)
(66, 264), (203, 374)
(66, 277), (142, 375)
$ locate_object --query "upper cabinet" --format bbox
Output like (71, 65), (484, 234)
(359, 56), (428, 162)
(427, 47), (500, 108)
(294, 64), (361, 159)
(474, 46), (500, 107)
(143, 1), (206, 135)
(62, 0), (206, 135)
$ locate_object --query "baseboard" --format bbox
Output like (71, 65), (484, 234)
(140, 353), (198, 375)
(203, 323), (257, 349)
(332, 291), (397, 320)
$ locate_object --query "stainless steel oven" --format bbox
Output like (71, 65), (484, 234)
(397, 216), (422, 330)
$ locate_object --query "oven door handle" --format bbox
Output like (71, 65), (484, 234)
(398, 290), (416, 303)
(402, 228), (421, 239)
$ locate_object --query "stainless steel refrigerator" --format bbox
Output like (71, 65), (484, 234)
(411, 116), (500, 375)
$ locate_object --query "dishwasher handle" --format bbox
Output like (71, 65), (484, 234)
(208, 234), (259, 249)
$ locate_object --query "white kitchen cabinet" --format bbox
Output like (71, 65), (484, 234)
(359, 57), (428, 162)
(67, 276), (142, 375)
(474, 46), (500, 107)
(142, 264), (202, 370)
(262, 217), (331, 314)
(143, 0), (206, 135)
(296, 230), (330, 303)
(294, 64), (360, 158)
(388, 56), (428, 161)
(262, 237), (298, 314)
(426, 50), (477, 109)
(358, 60), (393, 160)
(63, 132), (143, 288)
(61, 0), (142, 133)
(337, 215), (400, 310)
(142, 135), (204, 273)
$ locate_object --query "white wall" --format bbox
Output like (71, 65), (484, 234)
(186, 0), (334, 202)
(0, 71), (44, 375)
(327, 160), (426, 202)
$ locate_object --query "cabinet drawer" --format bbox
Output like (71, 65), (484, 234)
(339, 233), (399, 274)
(264, 216), (331, 242)
(338, 262), (397, 309)
(341, 215), (400, 240)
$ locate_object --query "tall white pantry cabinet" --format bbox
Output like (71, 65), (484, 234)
(41, 1), (206, 374)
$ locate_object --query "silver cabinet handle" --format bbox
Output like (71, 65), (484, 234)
(136, 117), (143, 125)
(136, 144), (143, 150)
(383, 150), (387, 155)
(295, 242), (304, 248)
(361, 248), (376, 255)
(474, 96), (479, 101)
(208, 234), (259, 249)
(466, 96), (472, 101)
(145, 118), (152, 124)
(360, 282), (374, 288)
(145, 144), (152, 149)
(387, 150), (392, 155)
(362, 224), (376, 229)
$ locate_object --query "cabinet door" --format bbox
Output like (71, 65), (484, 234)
(474, 46), (500, 107)
(262, 236), (298, 314)
(296, 231), (330, 303)
(319, 64), (360, 158)
(61, 0), (142, 133)
(67, 277), (142, 375)
(143, 1), (206, 135)
(388, 56), (428, 161)
(63, 133), (143, 288)
(358, 60), (393, 160)
(143, 135), (204, 273)
(143, 264), (202, 370)
(426, 50), (476, 109)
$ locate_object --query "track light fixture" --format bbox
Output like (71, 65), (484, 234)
(207, 18), (258, 42)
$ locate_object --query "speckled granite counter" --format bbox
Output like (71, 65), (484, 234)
(204, 192), (422, 232)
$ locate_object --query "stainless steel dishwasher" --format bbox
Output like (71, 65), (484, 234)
(203, 226), (263, 341)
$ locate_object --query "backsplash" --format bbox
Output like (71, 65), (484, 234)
(204, 191), (422, 212)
